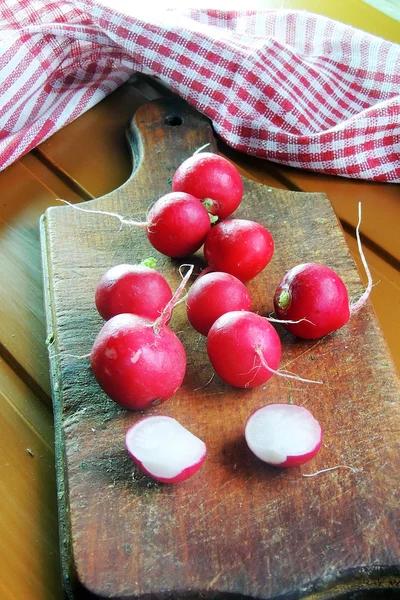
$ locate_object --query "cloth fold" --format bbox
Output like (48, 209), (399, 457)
(1, 0), (399, 181)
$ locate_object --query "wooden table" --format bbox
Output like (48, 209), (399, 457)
(0, 70), (399, 600)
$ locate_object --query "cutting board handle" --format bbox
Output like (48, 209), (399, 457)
(124, 96), (218, 198)
(83, 96), (219, 216)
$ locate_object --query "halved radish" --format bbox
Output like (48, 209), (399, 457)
(125, 416), (207, 483)
(245, 404), (322, 467)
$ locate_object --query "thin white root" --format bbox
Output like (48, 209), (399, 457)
(349, 202), (373, 315)
(302, 465), (361, 477)
(266, 316), (315, 326)
(193, 143), (211, 155)
(194, 373), (215, 391)
(58, 199), (149, 228)
(52, 352), (91, 360)
(154, 264), (194, 332)
(255, 347), (323, 385)
(173, 292), (189, 307)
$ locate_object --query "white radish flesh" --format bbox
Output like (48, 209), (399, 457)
(245, 404), (322, 467)
(126, 416), (207, 483)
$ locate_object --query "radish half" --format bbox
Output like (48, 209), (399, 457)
(245, 404), (322, 467)
(125, 416), (207, 483)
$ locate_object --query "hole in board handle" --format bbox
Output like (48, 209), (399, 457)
(165, 115), (184, 127)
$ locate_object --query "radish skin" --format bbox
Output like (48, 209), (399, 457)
(207, 311), (281, 388)
(146, 192), (211, 257)
(204, 219), (274, 282)
(245, 404), (322, 467)
(125, 416), (206, 483)
(186, 272), (252, 336)
(172, 152), (243, 219)
(90, 313), (186, 411)
(95, 264), (172, 321)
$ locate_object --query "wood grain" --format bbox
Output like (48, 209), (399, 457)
(41, 97), (400, 599)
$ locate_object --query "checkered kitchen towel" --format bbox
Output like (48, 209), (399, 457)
(1, 1), (399, 181)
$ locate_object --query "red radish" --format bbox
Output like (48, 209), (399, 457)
(273, 263), (350, 339)
(90, 313), (186, 410)
(245, 404), (322, 467)
(274, 203), (372, 339)
(172, 152), (243, 219)
(95, 263), (172, 321)
(59, 193), (210, 258)
(146, 192), (211, 257)
(204, 219), (274, 282)
(207, 311), (281, 388)
(125, 415), (206, 483)
(186, 272), (252, 336)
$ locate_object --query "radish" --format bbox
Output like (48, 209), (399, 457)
(206, 311), (281, 388)
(95, 262), (172, 321)
(90, 265), (194, 410)
(203, 219), (274, 282)
(172, 152), (243, 219)
(273, 203), (372, 339)
(90, 313), (186, 410)
(61, 193), (211, 259)
(186, 272), (252, 336)
(245, 404), (322, 467)
(125, 415), (206, 483)
(273, 263), (350, 339)
(146, 192), (211, 257)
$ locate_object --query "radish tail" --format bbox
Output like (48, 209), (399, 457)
(154, 264), (194, 332)
(350, 202), (373, 315)
(255, 348), (323, 385)
(58, 199), (149, 228)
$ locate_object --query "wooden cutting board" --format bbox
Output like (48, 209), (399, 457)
(40, 97), (400, 600)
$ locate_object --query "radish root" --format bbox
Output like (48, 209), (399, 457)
(154, 264), (194, 333)
(255, 347), (323, 385)
(58, 199), (149, 229)
(349, 202), (373, 315)
(302, 464), (361, 477)
(266, 316), (315, 326)
(193, 143), (211, 155)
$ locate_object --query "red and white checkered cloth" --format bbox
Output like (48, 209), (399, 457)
(1, 1), (399, 181)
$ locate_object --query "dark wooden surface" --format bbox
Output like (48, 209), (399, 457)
(40, 97), (400, 599)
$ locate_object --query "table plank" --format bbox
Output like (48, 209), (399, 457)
(0, 161), (84, 398)
(0, 360), (62, 600)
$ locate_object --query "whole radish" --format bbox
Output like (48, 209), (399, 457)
(207, 311), (281, 388)
(172, 152), (243, 219)
(245, 404), (322, 467)
(60, 192), (211, 259)
(90, 313), (186, 410)
(95, 263), (172, 321)
(274, 204), (372, 339)
(126, 416), (206, 483)
(146, 192), (211, 257)
(273, 263), (350, 339)
(204, 219), (274, 282)
(186, 272), (252, 336)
